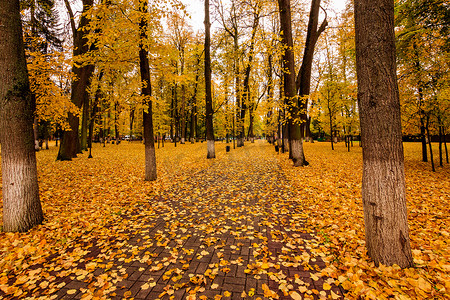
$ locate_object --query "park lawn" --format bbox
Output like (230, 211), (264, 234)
(0, 141), (449, 299)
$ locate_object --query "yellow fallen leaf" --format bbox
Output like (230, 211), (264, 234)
(290, 291), (302, 300)
(323, 283), (331, 290)
(67, 290), (77, 295)
(298, 286), (308, 293)
(330, 290), (340, 299)
(417, 277), (432, 292)
(224, 291), (231, 297)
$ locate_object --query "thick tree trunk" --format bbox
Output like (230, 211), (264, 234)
(139, 0), (156, 181)
(354, 0), (413, 267)
(0, 0), (43, 232)
(278, 0), (303, 166)
(205, 0), (215, 158)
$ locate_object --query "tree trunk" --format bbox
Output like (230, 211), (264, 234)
(181, 84), (186, 144)
(354, 0), (413, 267)
(294, 0), (326, 164)
(58, 0), (95, 160)
(0, 0), (43, 232)
(327, 90), (334, 150)
(278, 0), (304, 166)
(139, 0), (156, 181)
(248, 106), (255, 143)
(420, 112), (428, 162)
(190, 59), (200, 143)
(205, 0), (215, 158)
(438, 125), (443, 167)
(88, 71), (103, 158)
(129, 107), (135, 141)
(444, 127), (449, 163)
(80, 92), (89, 151)
(426, 116), (435, 172)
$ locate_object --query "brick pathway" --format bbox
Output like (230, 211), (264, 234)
(3, 144), (345, 299)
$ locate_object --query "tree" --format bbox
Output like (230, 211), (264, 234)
(139, 0), (157, 181)
(354, 0), (413, 267)
(0, 0), (43, 232)
(278, 0), (305, 166)
(57, 0), (95, 160)
(396, 0), (449, 167)
(205, 0), (215, 158)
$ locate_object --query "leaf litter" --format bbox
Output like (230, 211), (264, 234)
(0, 141), (448, 299)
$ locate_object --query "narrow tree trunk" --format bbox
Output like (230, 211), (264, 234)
(444, 127), (449, 163)
(248, 106), (255, 143)
(190, 61), (199, 143)
(438, 125), (443, 167)
(139, 0), (156, 180)
(420, 114), (427, 162)
(0, 0), (43, 232)
(33, 117), (40, 151)
(181, 84), (186, 144)
(354, 0), (413, 267)
(426, 116), (435, 172)
(114, 102), (120, 142)
(80, 93), (89, 151)
(328, 93), (334, 150)
(88, 71), (103, 158)
(129, 107), (135, 142)
(205, 0), (215, 158)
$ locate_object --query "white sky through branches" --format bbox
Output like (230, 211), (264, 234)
(181, 0), (349, 32)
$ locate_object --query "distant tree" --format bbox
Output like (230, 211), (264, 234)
(396, 0), (449, 167)
(0, 0), (43, 232)
(354, 0), (413, 267)
(205, 0), (215, 158)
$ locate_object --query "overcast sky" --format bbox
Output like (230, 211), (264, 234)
(181, 0), (349, 32)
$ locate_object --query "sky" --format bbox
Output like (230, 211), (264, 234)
(181, 0), (349, 32)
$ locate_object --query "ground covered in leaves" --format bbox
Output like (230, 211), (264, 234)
(0, 141), (448, 299)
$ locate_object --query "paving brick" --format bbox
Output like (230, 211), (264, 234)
(38, 145), (344, 300)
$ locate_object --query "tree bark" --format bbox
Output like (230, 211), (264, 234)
(0, 0), (43, 232)
(444, 127), (449, 163)
(88, 71), (103, 158)
(354, 0), (413, 267)
(57, 0), (95, 160)
(438, 124), (443, 167)
(139, 0), (156, 180)
(205, 0), (215, 158)
(426, 115), (435, 172)
(278, 0), (304, 166)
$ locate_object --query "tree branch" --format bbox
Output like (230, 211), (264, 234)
(63, 0), (77, 37)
